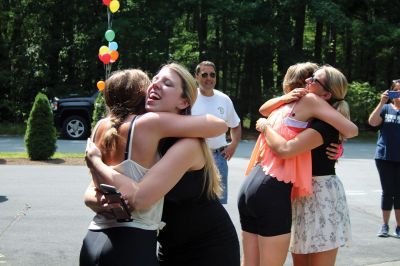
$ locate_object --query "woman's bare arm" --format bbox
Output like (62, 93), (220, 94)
(84, 180), (108, 213)
(259, 88), (307, 117)
(302, 94), (358, 138)
(264, 125), (323, 158)
(368, 90), (388, 126)
(142, 112), (228, 138)
(86, 138), (204, 210)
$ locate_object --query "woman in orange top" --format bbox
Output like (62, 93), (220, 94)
(238, 63), (357, 266)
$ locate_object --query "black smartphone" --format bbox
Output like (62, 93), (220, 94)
(99, 184), (133, 222)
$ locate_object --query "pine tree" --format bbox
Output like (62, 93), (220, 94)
(91, 92), (107, 128)
(24, 92), (57, 160)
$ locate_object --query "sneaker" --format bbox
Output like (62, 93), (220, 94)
(377, 224), (389, 237)
(393, 226), (400, 238)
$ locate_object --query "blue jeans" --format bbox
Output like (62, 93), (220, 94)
(213, 151), (228, 204)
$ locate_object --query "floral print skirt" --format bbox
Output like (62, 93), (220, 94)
(289, 175), (351, 254)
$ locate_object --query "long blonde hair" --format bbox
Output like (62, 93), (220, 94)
(319, 65), (350, 120)
(165, 63), (222, 199)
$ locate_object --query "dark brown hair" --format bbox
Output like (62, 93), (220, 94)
(102, 69), (150, 150)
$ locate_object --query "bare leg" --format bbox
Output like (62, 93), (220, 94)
(382, 210), (391, 225)
(395, 209), (400, 227)
(292, 248), (338, 266)
(292, 253), (309, 266)
(242, 231), (260, 266)
(258, 233), (290, 266)
(308, 248), (338, 266)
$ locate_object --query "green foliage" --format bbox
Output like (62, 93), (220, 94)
(1, 0), (400, 124)
(0, 122), (26, 135)
(24, 92), (57, 160)
(346, 82), (380, 129)
(92, 92), (107, 128)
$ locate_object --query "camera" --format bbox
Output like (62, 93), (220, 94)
(388, 91), (400, 99)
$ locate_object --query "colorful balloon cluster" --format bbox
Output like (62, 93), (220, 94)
(97, 0), (121, 91)
(102, 0), (120, 13)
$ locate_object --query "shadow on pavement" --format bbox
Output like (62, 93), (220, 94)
(0, 195), (8, 203)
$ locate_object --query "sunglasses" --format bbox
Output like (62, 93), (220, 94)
(393, 79), (400, 83)
(310, 75), (330, 92)
(200, 72), (216, 78)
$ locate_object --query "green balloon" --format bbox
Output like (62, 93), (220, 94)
(105, 30), (115, 42)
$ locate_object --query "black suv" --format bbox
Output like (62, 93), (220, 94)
(51, 91), (99, 139)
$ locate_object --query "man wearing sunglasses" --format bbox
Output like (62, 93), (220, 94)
(192, 61), (242, 204)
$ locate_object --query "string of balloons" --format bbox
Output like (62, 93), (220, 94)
(96, 0), (121, 91)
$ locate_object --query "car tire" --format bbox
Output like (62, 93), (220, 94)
(62, 115), (89, 140)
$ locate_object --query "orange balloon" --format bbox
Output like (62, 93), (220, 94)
(110, 50), (119, 61)
(97, 80), (106, 91)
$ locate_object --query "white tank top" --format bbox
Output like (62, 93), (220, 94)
(88, 115), (165, 231)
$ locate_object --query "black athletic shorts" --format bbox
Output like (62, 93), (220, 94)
(80, 227), (159, 266)
(238, 164), (293, 237)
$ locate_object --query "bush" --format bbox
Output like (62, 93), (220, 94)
(24, 92), (57, 160)
(91, 92), (107, 128)
(346, 82), (380, 130)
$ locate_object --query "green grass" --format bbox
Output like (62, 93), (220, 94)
(0, 152), (84, 159)
(0, 122), (26, 135)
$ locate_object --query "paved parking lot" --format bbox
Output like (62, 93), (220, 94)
(0, 138), (399, 265)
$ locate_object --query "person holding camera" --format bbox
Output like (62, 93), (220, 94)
(368, 79), (400, 238)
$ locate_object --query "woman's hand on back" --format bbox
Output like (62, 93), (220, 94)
(256, 118), (269, 133)
(283, 87), (308, 103)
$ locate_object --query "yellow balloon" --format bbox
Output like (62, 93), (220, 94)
(99, 45), (109, 55)
(109, 0), (120, 13)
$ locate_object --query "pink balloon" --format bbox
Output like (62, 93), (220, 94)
(103, 0), (111, 6)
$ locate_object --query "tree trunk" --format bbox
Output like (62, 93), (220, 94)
(344, 25), (353, 80)
(293, 0), (306, 58)
(314, 19), (323, 63)
(197, 0), (207, 61)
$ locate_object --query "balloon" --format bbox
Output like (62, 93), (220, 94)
(102, 0), (111, 6)
(109, 41), (118, 51)
(109, 0), (120, 13)
(97, 80), (106, 91)
(102, 53), (111, 64)
(105, 29), (115, 42)
(110, 50), (119, 61)
(99, 45), (109, 55)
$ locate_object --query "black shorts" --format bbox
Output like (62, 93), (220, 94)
(238, 165), (293, 237)
(80, 227), (159, 266)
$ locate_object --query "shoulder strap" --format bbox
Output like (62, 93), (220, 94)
(124, 115), (139, 160)
(286, 101), (298, 117)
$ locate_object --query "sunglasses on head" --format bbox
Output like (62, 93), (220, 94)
(310, 75), (330, 92)
(393, 79), (400, 83)
(200, 72), (216, 78)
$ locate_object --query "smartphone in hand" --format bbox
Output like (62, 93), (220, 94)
(388, 90), (400, 99)
(99, 184), (133, 222)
